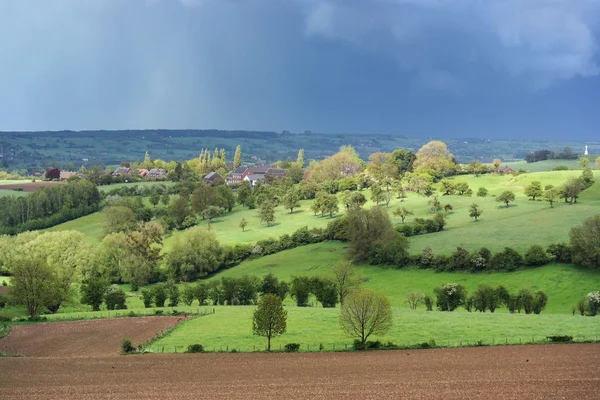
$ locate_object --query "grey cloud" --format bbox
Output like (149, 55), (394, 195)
(302, 0), (600, 90)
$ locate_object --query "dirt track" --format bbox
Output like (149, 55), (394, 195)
(1, 344), (598, 399)
(0, 182), (63, 192)
(0, 317), (183, 357)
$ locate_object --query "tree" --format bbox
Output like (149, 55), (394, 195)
(493, 158), (501, 170)
(367, 152), (396, 180)
(166, 227), (223, 281)
(253, 294), (287, 351)
(343, 191), (367, 210)
(469, 203), (482, 221)
(496, 190), (515, 208)
(524, 244), (550, 266)
(233, 145), (242, 169)
(580, 168), (595, 189)
(346, 206), (396, 263)
(518, 288), (535, 314)
(200, 205), (224, 224)
(477, 187), (488, 197)
(9, 254), (54, 317)
(45, 167), (60, 180)
(339, 289), (393, 345)
(290, 276), (312, 307)
(332, 261), (362, 306)
(543, 187), (557, 208)
(168, 196), (193, 229)
(532, 290), (548, 314)
(104, 285), (127, 310)
(296, 149), (305, 168)
(237, 182), (252, 206)
(149, 192), (160, 208)
(393, 207), (413, 223)
(455, 182), (470, 196)
(370, 184), (385, 205)
(103, 206), (138, 235)
(404, 292), (424, 311)
(440, 180), (456, 195)
(390, 148), (416, 177)
(260, 273), (289, 300)
(283, 190), (301, 213)
(80, 276), (109, 311)
(320, 193), (339, 218)
(160, 192), (170, 206)
(578, 157), (590, 168)
(524, 181), (543, 201)
(569, 215), (600, 269)
(310, 277), (338, 307)
(239, 218), (248, 232)
(563, 177), (584, 204)
(413, 141), (454, 176)
(259, 200), (276, 226)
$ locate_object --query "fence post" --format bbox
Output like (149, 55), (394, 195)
(307, 344), (310, 352)
(506, 337), (508, 344)
(226, 346), (228, 352)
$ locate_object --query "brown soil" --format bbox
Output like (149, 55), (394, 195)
(1, 344), (598, 399)
(0, 181), (64, 192)
(0, 316), (184, 357)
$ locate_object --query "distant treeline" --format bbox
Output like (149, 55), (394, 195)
(0, 180), (101, 235)
(525, 147), (580, 163)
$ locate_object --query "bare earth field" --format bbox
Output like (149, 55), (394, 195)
(0, 181), (63, 192)
(0, 316), (184, 357)
(1, 344), (598, 399)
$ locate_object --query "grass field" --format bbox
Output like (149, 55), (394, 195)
(500, 159), (585, 172)
(45, 170), (600, 255)
(98, 181), (175, 193)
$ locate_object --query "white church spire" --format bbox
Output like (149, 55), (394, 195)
(584, 145), (589, 156)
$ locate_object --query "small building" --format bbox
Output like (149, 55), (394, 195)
(137, 169), (148, 178)
(496, 167), (517, 174)
(147, 168), (167, 179)
(227, 166), (251, 185)
(244, 174), (265, 187)
(302, 170), (311, 180)
(265, 168), (288, 180)
(60, 171), (77, 180)
(203, 171), (224, 185)
(112, 167), (132, 177)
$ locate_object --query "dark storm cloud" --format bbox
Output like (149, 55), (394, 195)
(0, 0), (599, 139)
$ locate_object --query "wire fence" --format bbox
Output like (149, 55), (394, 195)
(144, 335), (600, 354)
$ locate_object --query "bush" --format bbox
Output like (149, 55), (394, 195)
(153, 283), (168, 307)
(284, 343), (300, 352)
(105, 285), (127, 310)
(121, 337), (136, 354)
(586, 291), (600, 316)
(476, 187), (488, 197)
(552, 165), (569, 171)
(0, 311), (16, 322)
(532, 291), (548, 314)
(547, 335), (573, 343)
(547, 243), (573, 263)
(141, 289), (154, 308)
(424, 295), (433, 311)
(154, 309), (164, 315)
(416, 339), (437, 349)
(185, 344), (205, 353)
(434, 283), (467, 311)
(524, 245), (550, 267)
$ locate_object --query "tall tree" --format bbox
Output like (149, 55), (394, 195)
(469, 203), (482, 221)
(259, 200), (276, 226)
(413, 141), (454, 176)
(346, 206), (396, 262)
(569, 215), (600, 270)
(393, 207), (413, 223)
(9, 254), (54, 317)
(340, 289), (393, 345)
(296, 149), (305, 168)
(253, 294), (287, 351)
(283, 190), (301, 213)
(233, 145), (242, 169)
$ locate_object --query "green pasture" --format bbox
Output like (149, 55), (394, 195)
(150, 306), (600, 353)
(44, 170), (600, 255)
(500, 159), (585, 172)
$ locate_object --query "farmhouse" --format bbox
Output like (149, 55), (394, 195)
(112, 167), (131, 177)
(137, 169), (148, 178)
(203, 171), (224, 185)
(147, 168), (167, 179)
(226, 166), (251, 185)
(249, 164), (275, 174)
(244, 174), (265, 187)
(497, 167), (517, 174)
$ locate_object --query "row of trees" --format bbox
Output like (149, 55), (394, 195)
(0, 180), (101, 234)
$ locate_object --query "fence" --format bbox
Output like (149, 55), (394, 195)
(144, 335), (600, 354)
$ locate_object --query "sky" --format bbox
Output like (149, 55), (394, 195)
(0, 0), (599, 140)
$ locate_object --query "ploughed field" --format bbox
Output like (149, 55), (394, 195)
(1, 344), (598, 399)
(0, 316), (184, 357)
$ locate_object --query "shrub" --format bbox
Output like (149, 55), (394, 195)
(0, 295), (6, 309)
(185, 344), (205, 353)
(532, 291), (548, 314)
(434, 283), (467, 311)
(105, 285), (127, 310)
(424, 295), (433, 311)
(141, 289), (154, 308)
(153, 283), (168, 307)
(284, 343), (300, 352)
(121, 337), (136, 354)
(547, 335), (573, 343)
(0, 311), (16, 323)
(476, 187), (488, 197)
(154, 309), (164, 315)
(490, 247), (523, 271)
(166, 281), (180, 307)
(417, 339), (437, 349)
(552, 165), (569, 171)
(524, 245), (550, 266)
(586, 291), (600, 316)
(546, 243), (573, 263)
(518, 288), (535, 314)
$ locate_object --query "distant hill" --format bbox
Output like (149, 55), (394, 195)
(0, 129), (591, 170)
